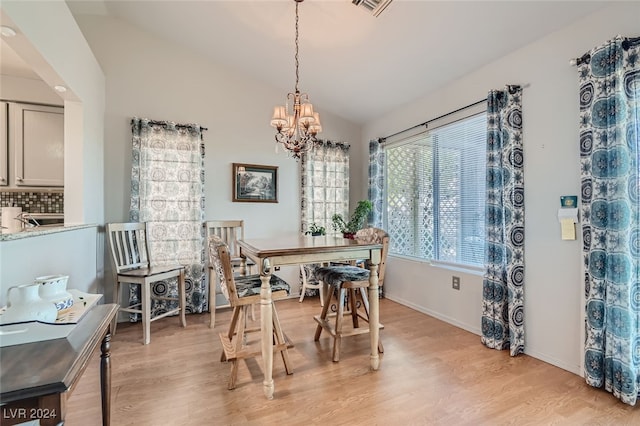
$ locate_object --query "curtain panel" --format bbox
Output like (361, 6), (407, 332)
(300, 139), (350, 235)
(368, 139), (385, 229)
(579, 35), (640, 405)
(481, 86), (525, 356)
(300, 140), (349, 297)
(130, 118), (206, 317)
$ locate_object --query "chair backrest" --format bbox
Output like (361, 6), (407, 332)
(208, 235), (240, 306)
(355, 227), (390, 287)
(205, 220), (245, 258)
(107, 222), (150, 273)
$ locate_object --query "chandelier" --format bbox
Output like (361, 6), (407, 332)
(270, 0), (322, 160)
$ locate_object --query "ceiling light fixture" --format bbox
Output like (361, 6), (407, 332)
(0, 26), (17, 37)
(53, 85), (67, 93)
(270, 0), (321, 160)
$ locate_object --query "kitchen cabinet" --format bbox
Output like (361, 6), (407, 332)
(7, 102), (64, 187)
(0, 102), (7, 187)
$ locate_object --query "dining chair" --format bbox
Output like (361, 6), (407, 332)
(106, 222), (187, 345)
(208, 235), (294, 390)
(313, 227), (389, 362)
(299, 264), (324, 306)
(206, 220), (256, 328)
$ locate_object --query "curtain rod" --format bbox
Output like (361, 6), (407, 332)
(380, 84), (524, 142)
(380, 98), (486, 142)
(570, 36), (640, 66)
(131, 118), (208, 131)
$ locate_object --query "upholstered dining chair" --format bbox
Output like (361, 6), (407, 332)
(313, 227), (389, 362)
(205, 220), (256, 328)
(107, 222), (187, 345)
(208, 235), (294, 390)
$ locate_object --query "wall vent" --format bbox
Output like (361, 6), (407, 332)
(352, 0), (393, 17)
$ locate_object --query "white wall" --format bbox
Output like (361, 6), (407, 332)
(1, 1), (106, 297)
(73, 15), (361, 296)
(361, 2), (640, 375)
(0, 228), (99, 305)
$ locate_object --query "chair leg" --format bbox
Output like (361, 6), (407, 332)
(178, 269), (187, 328)
(299, 265), (307, 303)
(222, 307), (242, 362)
(209, 287), (216, 329)
(358, 287), (384, 354)
(318, 281), (324, 307)
(141, 282), (151, 345)
(272, 304), (293, 375)
(228, 305), (247, 390)
(314, 283), (333, 341)
(349, 288), (360, 328)
(112, 280), (122, 336)
(333, 286), (346, 362)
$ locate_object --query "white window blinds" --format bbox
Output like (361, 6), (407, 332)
(385, 109), (487, 267)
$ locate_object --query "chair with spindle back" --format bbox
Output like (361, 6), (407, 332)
(107, 222), (186, 345)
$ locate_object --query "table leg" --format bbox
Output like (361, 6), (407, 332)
(260, 261), (274, 399)
(100, 330), (112, 426)
(368, 262), (380, 371)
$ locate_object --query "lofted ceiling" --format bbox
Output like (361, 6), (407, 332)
(8, 0), (614, 124)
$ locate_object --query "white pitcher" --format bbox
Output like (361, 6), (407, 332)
(0, 283), (58, 324)
(36, 275), (73, 313)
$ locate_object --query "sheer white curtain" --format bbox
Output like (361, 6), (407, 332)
(130, 118), (206, 316)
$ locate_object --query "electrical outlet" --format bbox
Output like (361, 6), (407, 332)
(452, 276), (461, 290)
(274, 266), (280, 271)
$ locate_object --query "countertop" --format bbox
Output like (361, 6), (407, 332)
(0, 224), (97, 241)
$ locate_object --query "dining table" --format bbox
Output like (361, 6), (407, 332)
(237, 234), (383, 399)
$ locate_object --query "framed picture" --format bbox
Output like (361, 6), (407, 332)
(232, 163), (278, 203)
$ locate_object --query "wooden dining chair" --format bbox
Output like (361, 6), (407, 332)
(208, 235), (293, 390)
(313, 227), (389, 362)
(106, 222), (187, 345)
(299, 263), (324, 306)
(205, 220), (256, 328)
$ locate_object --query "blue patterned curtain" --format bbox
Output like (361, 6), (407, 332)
(579, 35), (640, 405)
(130, 118), (206, 317)
(368, 139), (385, 228)
(481, 86), (525, 356)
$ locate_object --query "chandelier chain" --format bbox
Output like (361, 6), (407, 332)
(294, 0), (300, 93)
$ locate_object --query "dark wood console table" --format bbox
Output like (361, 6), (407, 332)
(0, 303), (118, 426)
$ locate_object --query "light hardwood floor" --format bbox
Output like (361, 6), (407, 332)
(65, 297), (639, 425)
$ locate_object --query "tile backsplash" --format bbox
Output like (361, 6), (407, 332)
(0, 191), (64, 213)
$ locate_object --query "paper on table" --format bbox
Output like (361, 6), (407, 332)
(561, 217), (575, 240)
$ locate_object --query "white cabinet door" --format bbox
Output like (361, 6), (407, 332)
(10, 103), (64, 187)
(0, 102), (7, 186)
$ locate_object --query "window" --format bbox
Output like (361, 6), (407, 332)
(385, 109), (487, 267)
(301, 141), (350, 234)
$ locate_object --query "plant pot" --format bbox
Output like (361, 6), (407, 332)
(342, 232), (356, 239)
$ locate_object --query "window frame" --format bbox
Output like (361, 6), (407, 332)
(382, 102), (487, 270)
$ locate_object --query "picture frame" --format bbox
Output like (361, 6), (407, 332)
(232, 163), (278, 203)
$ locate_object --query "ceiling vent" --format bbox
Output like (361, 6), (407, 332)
(352, 0), (393, 17)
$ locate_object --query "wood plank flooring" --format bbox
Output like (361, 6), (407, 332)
(65, 297), (639, 425)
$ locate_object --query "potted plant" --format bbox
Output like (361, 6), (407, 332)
(331, 200), (373, 239)
(305, 223), (326, 236)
